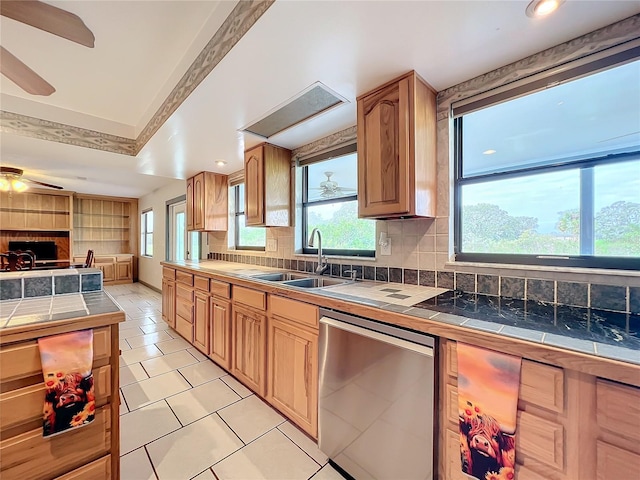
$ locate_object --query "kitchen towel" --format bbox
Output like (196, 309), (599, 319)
(38, 329), (95, 437)
(457, 342), (521, 480)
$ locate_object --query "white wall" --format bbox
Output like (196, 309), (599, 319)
(138, 179), (186, 290)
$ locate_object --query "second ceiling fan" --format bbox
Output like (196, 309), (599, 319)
(0, 0), (94, 96)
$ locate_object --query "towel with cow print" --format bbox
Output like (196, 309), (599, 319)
(38, 329), (95, 437)
(457, 342), (522, 480)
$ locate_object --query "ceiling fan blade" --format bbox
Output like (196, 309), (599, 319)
(0, 46), (55, 96)
(24, 178), (64, 190)
(1, 1), (94, 48)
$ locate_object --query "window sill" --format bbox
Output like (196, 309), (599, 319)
(294, 253), (377, 263)
(447, 260), (640, 278)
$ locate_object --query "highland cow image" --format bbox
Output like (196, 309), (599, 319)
(457, 343), (521, 480)
(38, 330), (95, 437)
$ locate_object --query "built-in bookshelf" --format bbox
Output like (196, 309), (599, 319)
(73, 195), (137, 255)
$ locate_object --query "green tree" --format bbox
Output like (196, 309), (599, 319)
(462, 203), (538, 246)
(556, 209), (580, 238)
(595, 201), (640, 240)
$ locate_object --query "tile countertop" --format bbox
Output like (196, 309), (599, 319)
(168, 261), (640, 366)
(0, 291), (122, 330)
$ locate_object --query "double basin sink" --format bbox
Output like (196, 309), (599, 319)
(250, 272), (350, 289)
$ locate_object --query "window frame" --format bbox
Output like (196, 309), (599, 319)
(233, 183), (265, 251)
(453, 50), (640, 271)
(140, 209), (153, 258)
(301, 148), (375, 258)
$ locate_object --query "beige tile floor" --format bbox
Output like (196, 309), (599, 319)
(106, 283), (343, 480)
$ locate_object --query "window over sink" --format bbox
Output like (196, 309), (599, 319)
(232, 183), (266, 251)
(454, 48), (640, 270)
(300, 144), (376, 257)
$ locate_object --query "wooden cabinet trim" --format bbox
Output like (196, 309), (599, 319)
(210, 280), (230, 299)
(194, 275), (210, 292)
(54, 454), (111, 480)
(596, 378), (640, 443)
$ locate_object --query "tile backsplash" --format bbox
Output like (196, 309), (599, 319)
(207, 250), (639, 315)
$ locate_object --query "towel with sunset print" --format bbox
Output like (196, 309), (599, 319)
(457, 343), (522, 480)
(38, 329), (95, 437)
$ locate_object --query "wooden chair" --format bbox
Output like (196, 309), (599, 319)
(0, 250), (35, 271)
(70, 249), (94, 269)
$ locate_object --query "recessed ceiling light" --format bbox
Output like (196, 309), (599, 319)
(215, 160), (227, 167)
(526, 0), (564, 17)
(483, 149), (497, 155)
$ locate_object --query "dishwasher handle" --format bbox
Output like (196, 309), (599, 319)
(320, 316), (434, 357)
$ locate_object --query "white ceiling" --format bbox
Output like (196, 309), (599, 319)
(1, 0), (639, 198)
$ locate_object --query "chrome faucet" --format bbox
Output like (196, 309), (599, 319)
(308, 228), (329, 275)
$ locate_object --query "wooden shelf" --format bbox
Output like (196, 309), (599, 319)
(73, 195), (137, 257)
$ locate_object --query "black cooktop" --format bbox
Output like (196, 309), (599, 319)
(414, 290), (640, 350)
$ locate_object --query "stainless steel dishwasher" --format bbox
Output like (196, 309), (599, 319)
(318, 308), (435, 480)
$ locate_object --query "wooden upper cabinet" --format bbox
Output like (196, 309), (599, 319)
(186, 172), (228, 232)
(186, 177), (194, 231)
(357, 70), (437, 219)
(244, 143), (291, 227)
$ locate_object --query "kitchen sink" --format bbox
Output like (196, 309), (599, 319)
(250, 272), (310, 282)
(282, 277), (348, 288)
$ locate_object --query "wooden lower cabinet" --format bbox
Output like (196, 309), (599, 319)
(438, 339), (640, 480)
(161, 279), (176, 328)
(0, 320), (121, 480)
(232, 304), (266, 396)
(97, 261), (115, 283)
(209, 297), (231, 370)
(267, 316), (318, 438)
(193, 290), (209, 354)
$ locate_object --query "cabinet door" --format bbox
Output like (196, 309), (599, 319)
(116, 261), (131, 281)
(193, 291), (210, 354)
(358, 76), (411, 217)
(193, 172), (205, 230)
(209, 297), (231, 370)
(267, 317), (318, 438)
(162, 280), (176, 328)
(244, 146), (264, 226)
(232, 304), (266, 395)
(98, 262), (115, 283)
(186, 176), (194, 231)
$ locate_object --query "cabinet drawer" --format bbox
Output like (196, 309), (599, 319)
(596, 379), (640, 442)
(0, 327), (111, 383)
(271, 296), (318, 329)
(210, 280), (230, 299)
(176, 283), (194, 302)
(176, 315), (193, 342)
(176, 299), (193, 322)
(162, 267), (176, 280)
(55, 454), (111, 479)
(517, 411), (564, 470)
(194, 276), (210, 292)
(0, 407), (110, 480)
(1, 365), (111, 431)
(176, 270), (193, 286)
(233, 286), (266, 311)
(596, 440), (640, 480)
(447, 342), (563, 412)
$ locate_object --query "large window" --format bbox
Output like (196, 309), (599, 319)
(141, 209), (153, 257)
(233, 183), (265, 250)
(302, 147), (375, 257)
(454, 50), (640, 270)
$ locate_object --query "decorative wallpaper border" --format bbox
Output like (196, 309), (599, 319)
(291, 125), (357, 163)
(136, 0), (275, 150)
(0, 111), (137, 155)
(437, 14), (640, 121)
(0, 0), (275, 156)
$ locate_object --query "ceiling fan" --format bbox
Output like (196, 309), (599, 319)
(0, 166), (63, 192)
(312, 172), (356, 199)
(0, 0), (95, 96)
